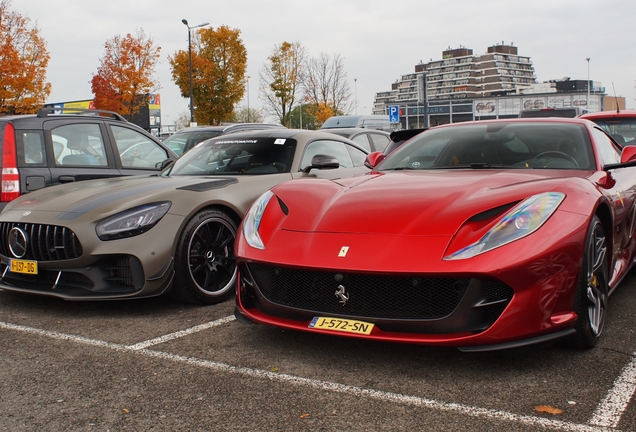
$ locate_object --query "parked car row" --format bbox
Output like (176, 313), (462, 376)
(1, 109), (634, 352)
(0, 128), (370, 304)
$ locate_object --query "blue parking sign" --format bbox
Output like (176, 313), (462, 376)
(389, 105), (400, 123)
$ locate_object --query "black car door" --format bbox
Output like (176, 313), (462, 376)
(44, 119), (122, 184)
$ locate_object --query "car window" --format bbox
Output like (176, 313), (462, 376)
(17, 132), (46, 166)
(111, 125), (169, 169)
(588, 117), (636, 145)
(163, 130), (223, 155)
(369, 133), (390, 151)
(301, 140), (354, 170)
(52, 123), (108, 167)
(345, 143), (368, 166)
(351, 134), (372, 152)
(592, 128), (621, 165)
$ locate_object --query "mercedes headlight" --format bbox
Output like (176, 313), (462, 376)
(96, 201), (171, 241)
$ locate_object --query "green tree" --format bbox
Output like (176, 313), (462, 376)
(90, 29), (161, 120)
(230, 105), (264, 123)
(0, 0), (51, 114)
(259, 41), (306, 127)
(169, 25), (247, 125)
(289, 103), (318, 130)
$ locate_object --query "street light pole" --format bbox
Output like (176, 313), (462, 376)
(586, 57), (591, 112)
(182, 19), (209, 125)
(246, 75), (250, 122)
(354, 78), (357, 115)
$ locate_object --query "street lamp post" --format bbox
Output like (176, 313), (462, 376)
(586, 57), (591, 112)
(354, 78), (357, 115)
(182, 19), (209, 125)
(246, 76), (250, 122)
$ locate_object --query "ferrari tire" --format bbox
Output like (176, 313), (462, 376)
(170, 210), (238, 305)
(569, 215), (608, 348)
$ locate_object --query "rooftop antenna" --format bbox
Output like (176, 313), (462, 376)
(612, 83), (620, 114)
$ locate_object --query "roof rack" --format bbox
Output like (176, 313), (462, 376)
(36, 107), (127, 122)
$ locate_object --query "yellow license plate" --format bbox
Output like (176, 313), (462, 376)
(308, 317), (374, 335)
(8, 259), (38, 275)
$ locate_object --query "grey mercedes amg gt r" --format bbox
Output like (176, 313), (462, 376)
(0, 129), (369, 304)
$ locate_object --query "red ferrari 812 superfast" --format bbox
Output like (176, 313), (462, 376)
(235, 118), (636, 351)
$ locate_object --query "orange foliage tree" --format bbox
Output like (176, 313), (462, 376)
(259, 41), (307, 127)
(91, 29), (161, 119)
(0, 0), (51, 114)
(169, 25), (247, 125)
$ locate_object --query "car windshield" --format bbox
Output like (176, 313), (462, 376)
(378, 122), (595, 171)
(587, 117), (636, 145)
(164, 137), (296, 176)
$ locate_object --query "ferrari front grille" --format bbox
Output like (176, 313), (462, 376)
(0, 222), (83, 261)
(246, 263), (488, 320)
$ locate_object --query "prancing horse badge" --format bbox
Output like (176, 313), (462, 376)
(338, 246), (349, 257)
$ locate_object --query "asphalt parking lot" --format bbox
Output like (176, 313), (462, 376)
(0, 272), (635, 431)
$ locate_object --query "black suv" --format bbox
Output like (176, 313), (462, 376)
(0, 108), (179, 210)
(162, 123), (286, 156)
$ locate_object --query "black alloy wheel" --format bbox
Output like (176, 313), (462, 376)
(171, 210), (238, 304)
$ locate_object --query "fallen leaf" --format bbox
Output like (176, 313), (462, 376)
(122, 408), (130, 414)
(300, 414), (310, 419)
(535, 405), (563, 415)
(270, 366), (279, 372)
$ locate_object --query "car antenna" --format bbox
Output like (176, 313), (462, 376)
(612, 83), (620, 114)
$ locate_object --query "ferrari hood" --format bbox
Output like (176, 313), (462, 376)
(274, 170), (588, 236)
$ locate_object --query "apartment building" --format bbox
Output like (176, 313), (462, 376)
(373, 42), (606, 128)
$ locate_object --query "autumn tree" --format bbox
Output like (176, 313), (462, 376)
(304, 53), (352, 127)
(0, 0), (51, 114)
(91, 29), (161, 120)
(259, 41), (307, 127)
(169, 25), (247, 125)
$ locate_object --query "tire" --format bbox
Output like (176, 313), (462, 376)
(170, 210), (238, 305)
(569, 215), (608, 348)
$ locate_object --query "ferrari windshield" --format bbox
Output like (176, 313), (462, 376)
(164, 137), (296, 176)
(378, 122), (595, 171)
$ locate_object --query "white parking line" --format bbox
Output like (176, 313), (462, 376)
(0, 320), (626, 431)
(589, 353), (636, 428)
(127, 315), (236, 350)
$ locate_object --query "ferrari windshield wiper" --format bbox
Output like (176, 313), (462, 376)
(431, 163), (521, 170)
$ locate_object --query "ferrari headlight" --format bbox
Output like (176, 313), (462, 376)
(96, 201), (171, 241)
(444, 192), (565, 260)
(243, 190), (274, 249)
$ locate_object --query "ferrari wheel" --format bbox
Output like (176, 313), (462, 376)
(570, 215), (608, 348)
(171, 210), (238, 305)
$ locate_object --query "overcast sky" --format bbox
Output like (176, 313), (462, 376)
(20, 0), (636, 125)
